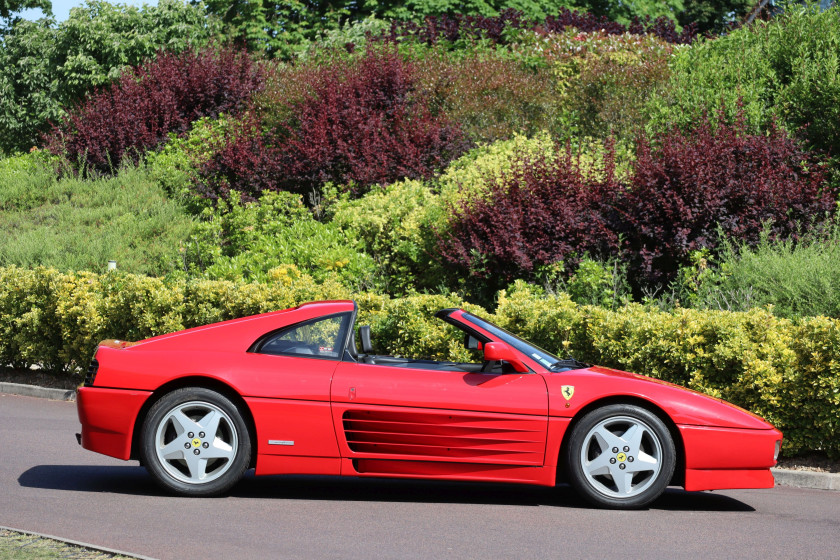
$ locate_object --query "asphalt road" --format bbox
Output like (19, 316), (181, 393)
(2, 392), (839, 560)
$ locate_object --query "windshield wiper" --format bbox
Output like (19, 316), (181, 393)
(549, 357), (589, 371)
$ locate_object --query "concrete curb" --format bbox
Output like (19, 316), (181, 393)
(0, 381), (75, 401)
(771, 467), (840, 491)
(2, 382), (838, 492)
(1, 524), (156, 560)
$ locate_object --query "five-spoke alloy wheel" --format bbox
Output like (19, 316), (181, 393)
(141, 388), (251, 496)
(566, 404), (675, 509)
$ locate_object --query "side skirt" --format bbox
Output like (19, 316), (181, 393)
(340, 458), (556, 486)
(255, 455), (341, 476)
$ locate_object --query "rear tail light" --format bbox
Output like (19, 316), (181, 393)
(84, 360), (99, 387)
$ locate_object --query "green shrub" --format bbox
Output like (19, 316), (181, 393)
(0, 164), (193, 276)
(185, 191), (376, 289)
(783, 317), (840, 456)
(145, 115), (237, 211)
(691, 229), (840, 319)
(563, 257), (631, 309)
(0, 266), (64, 370)
(331, 180), (446, 293)
(646, 29), (772, 136)
(647, 3), (840, 158)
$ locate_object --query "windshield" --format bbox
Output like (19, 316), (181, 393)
(461, 312), (562, 370)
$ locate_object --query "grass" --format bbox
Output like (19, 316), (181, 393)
(0, 155), (194, 277)
(694, 226), (840, 319)
(0, 528), (136, 559)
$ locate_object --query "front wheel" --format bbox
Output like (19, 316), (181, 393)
(566, 404), (675, 509)
(140, 387), (251, 496)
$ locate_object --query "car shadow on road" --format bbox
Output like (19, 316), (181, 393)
(235, 475), (755, 512)
(19, 465), (755, 512)
(18, 464), (160, 496)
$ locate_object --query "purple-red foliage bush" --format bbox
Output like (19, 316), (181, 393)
(439, 112), (835, 290)
(438, 149), (622, 285)
(193, 117), (284, 202)
(414, 50), (556, 143)
(388, 8), (696, 46)
(619, 114), (835, 283)
(278, 47), (468, 194)
(199, 47), (468, 200)
(46, 45), (264, 174)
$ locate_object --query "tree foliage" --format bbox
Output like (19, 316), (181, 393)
(0, 0), (220, 154)
(0, 0), (50, 19)
(677, 0), (754, 34)
(205, 0), (696, 58)
(647, 2), (840, 159)
(574, 0), (684, 26)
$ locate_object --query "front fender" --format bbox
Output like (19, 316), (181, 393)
(543, 367), (774, 430)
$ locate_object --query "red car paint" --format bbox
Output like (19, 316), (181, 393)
(77, 300), (782, 494)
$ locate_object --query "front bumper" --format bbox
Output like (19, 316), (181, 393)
(679, 424), (783, 491)
(76, 387), (152, 460)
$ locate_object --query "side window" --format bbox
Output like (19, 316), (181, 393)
(257, 314), (350, 360)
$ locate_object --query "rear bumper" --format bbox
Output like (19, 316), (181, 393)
(76, 387), (151, 460)
(679, 424), (783, 491)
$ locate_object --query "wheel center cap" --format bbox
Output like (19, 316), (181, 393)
(192, 438), (202, 447)
(616, 452), (627, 462)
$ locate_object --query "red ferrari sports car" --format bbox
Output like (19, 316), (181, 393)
(77, 300), (782, 508)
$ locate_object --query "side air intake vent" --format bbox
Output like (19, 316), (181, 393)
(342, 409), (545, 465)
(84, 360), (99, 387)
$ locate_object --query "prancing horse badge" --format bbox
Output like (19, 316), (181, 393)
(561, 385), (575, 401)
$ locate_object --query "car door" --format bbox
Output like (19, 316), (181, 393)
(330, 360), (549, 480)
(240, 312), (352, 474)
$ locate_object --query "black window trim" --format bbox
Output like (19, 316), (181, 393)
(249, 310), (354, 361)
(435, 308), (492, 346)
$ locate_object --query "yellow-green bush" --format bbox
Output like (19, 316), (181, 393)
(357, 293), (488, 362)
(0, 265), (349, 372)
(436, 132), (557, 209)
(331, 180), (445, 293)
(0, 266), (64, 370)
(53, 272), (187, 369)
(2, 266), (838, 457)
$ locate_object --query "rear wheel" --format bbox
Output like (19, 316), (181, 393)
(566, 404), (675, 509)
(140, 387), (251, 496)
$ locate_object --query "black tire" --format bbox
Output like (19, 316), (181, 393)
(565, 404), (675, 509)
(140, 387), (251, 497)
